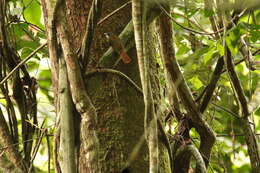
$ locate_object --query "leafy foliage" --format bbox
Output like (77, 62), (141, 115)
(170, 1), (260, 172)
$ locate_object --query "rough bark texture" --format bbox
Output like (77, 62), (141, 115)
(58, 57), (76, 173)
(87, 1), (148, 172)
(132, 1), (159, 172)
(42, 0), (170, 172)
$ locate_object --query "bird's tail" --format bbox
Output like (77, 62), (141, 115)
(120, 51), (132, 64)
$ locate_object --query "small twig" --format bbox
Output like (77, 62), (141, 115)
(240, 35), (255, 70)
(171, 12), (208, 33)
(7, 20), (45, 33)
(221, 58), (246, 74)
(46, 129), (51, 173)
(0, 134), (53, 151)
(0, 42), (47, 85)
(97, 1), (131, 26)
(159, 5), (216, 35)
(25, 119), (46, 132)
(211, 88), (258, 126)
(81, 0), (102, 68)
(225, 46), (250, 117)
(211, 102), (240, 119)
(195, 86), (208, 102)
(253, 49), (260, 55)
(160, 5), (247, 36)
(86, 68), (143, 94)
(197, 57), (247, 104)
(28, 128), (47, 173)
(217, 133), (260, 137)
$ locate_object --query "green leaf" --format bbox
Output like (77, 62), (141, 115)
(20, 46), (36, 58)
(256, 11), (260, 23)
(248, 23), (260, 30)
(204, 9), (214, 17)
(10, 23), (41, 52)
(188, 46), (209, 60)
(250, 30), (260, 42)
(38, 70), (52, 88)
(225, 24), (246, 55)
(23, 0), (44, 30)
(204, 47), (217, 63)
(187, 8), (199, 17)
(176, 43), (190, 55)
(27, 60), (40, 71)
(217, 42), (225, 56)
(189, 76), (203, 89)
(11, 23), (28, 38)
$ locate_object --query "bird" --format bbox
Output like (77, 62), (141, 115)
(104, 33), (132, 64)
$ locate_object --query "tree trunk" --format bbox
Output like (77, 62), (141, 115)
(41, 0), (170, 172)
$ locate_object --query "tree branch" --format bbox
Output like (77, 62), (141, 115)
(57, 56), (77, 173)
(56, 3), (100, 172)
(81, 0), (103, 68)
(132, 0), (159, 172)
(156, 9), (216, 170)
(224, 45), (260, 172)
(175, 145), (207, 173)
(0, 43), (47, 85)
(0, 107), (27, 172)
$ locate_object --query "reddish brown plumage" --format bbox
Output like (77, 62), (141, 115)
(105, 33), (132, 64)
(120, 50), (131, 64)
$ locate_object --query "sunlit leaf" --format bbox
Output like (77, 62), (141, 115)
(176, 43), (190, 55)
(225, 23), (247, 55)
(23, 0), (44, 29)
(189, 76), (203, 89)
(38, 69), (52, 88)
(217, 42), (225, 56)
(204, 47), (217, 63)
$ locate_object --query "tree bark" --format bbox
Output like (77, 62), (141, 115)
(41, 0), (170, 172)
